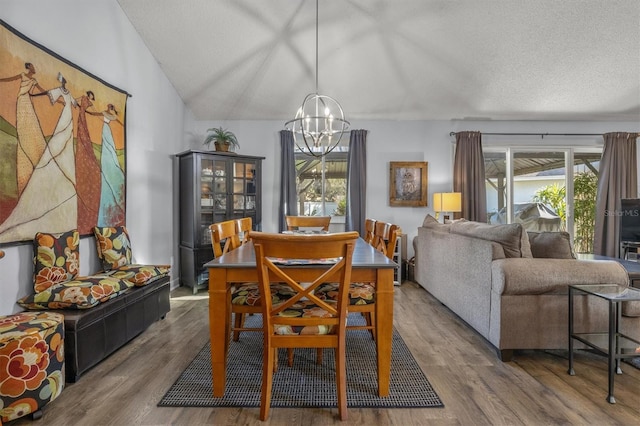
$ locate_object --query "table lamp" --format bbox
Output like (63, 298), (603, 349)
(433, 192), (462, 222)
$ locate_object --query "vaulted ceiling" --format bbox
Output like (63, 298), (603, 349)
(116, 0), (640, 122)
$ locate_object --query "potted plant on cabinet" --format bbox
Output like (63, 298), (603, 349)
(203, 127), (240, 152)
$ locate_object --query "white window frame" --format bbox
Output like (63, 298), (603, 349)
(484, 145), (602, 245)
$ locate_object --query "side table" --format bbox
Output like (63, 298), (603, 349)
(568, 284), (640, 404)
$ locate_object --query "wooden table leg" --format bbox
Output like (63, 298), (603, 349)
(375, 268), (394, 397)
(209, 268), (230, 397)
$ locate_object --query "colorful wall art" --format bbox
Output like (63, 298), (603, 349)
(0, 20), (129, 244)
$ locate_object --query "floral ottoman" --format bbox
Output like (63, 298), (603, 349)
(0, 311), (65, 422)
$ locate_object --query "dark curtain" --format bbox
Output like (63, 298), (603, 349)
(593, 132), (638, 257)
(346, 129), (367, 235)
(453, 131), (487, 222)
(278, 130), (298, 232)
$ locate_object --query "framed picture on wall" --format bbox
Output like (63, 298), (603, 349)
(389, 161), (428, 207)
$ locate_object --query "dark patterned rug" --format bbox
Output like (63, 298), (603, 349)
(158, 314), (443, 408)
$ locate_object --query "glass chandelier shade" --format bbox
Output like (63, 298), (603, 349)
(284, 0), (350, 157)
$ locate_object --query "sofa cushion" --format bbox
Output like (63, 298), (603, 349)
(93, 226), (133, 270)
(450, 221), (530, 258)
(17, 276), (134, 310)
(527, 231), (575, 259)
(96, 264), (170, 286)
(33, 229), (80, 293)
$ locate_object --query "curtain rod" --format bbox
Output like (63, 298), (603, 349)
(448, 132), (603, 137)
(449, 132), (640, 138)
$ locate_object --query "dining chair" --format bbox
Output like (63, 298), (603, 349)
(283, 215), (332, 366)
(210, 219), (294, 342)
(285, 215), (331, 232)
(251, 231), (359, 421)
(316, 221), (401, 339)
(363, 218), (376, 244)
(211, 220), (241, 255)
(235, 216), (252, 246)
(371, 221), (401, 259)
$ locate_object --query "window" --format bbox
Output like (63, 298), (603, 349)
(484, 147), (601, 253)
(295, 146), (348, 229)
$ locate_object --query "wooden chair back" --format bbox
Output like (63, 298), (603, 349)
(285, 215), (331, 232)
(209, 220), (241, 258)
(364, 218), (376, 244)
(371, 221), (401, 260)
(250, 231), (359, 421)
(235, 217), (253, 245)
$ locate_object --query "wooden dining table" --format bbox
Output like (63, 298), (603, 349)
(205, 237), (397, 398)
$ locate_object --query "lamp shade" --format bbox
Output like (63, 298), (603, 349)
(433, 192), (462, 213)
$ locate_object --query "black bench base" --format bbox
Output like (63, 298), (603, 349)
(61, 276), (171, 382)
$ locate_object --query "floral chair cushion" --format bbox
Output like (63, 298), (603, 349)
(315, 282), (376, 305)
(33, 230), (80, 293)
(231, 283), (296, 306)
(93, 226), (133, 271)
(0, 311), (65, 423)
(17, 276), (134, 310)
(97, 264), (170, 287)
(272, 300), (337, 335)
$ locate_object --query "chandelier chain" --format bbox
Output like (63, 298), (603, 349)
(284, 0), (350, 157)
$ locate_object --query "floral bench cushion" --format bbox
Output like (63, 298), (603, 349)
(17, 276), (134, 310)
(96, 264), (170, 287)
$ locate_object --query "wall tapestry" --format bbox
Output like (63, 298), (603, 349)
(0, 20), (129, 244)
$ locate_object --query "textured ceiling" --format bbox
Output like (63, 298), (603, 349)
(116, 0), (640, 122)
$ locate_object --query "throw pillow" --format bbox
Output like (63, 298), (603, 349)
(527, 231), (576, 259)
(422, 214), (440, 227)
(450, 221), (526, 258)
(520, 226), (533, 258)
(421, 214), (460, 232)
(33, 229), (80, 293)
(93, 226), (133, 270)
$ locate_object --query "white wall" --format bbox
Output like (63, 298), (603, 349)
(1, 1), (638, 315)
(1, 0), (186, 314)
(188, 119), (639, 262)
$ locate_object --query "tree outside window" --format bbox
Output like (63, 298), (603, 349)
(295, 149), (348, 221)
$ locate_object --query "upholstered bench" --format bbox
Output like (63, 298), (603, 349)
(0, 312), (65, 423)
(16, 227), (171, 383)
(60, 275), (170, 382)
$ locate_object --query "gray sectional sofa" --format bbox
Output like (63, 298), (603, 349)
(413, 217), (640, 361)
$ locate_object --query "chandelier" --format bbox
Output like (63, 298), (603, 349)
(285, 0), (350, 157)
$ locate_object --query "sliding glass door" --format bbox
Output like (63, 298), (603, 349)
(484, 147), (601, 253)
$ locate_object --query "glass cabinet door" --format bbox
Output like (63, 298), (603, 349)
(199, 157), (228, 246)
(232, 160), (258, 222)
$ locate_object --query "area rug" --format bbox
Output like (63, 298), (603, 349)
(158, 314), (443, 408)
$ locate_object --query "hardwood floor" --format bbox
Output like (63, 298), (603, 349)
(14, 282), (640, 425)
